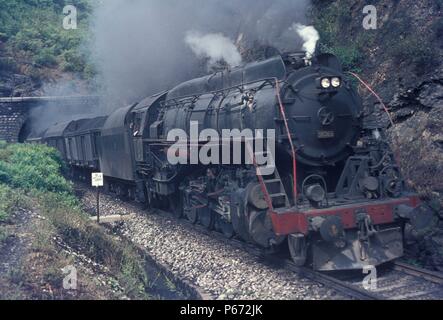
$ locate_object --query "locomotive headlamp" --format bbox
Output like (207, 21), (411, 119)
(306, 184), (326, 203)
(320, 78), (331, 89)
(331, 77), (341, 88)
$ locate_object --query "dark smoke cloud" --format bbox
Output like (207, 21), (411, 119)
(26, 0), (311, 136)
(27, 75), (99, 136)
(90, 0), (311, 108)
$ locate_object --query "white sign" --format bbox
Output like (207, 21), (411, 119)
(92, 173), (104, 187)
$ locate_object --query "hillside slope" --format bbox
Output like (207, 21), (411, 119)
(0, 0), (94, 97)
(312, 0), (443, 209)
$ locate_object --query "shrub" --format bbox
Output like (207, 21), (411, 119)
(312, 0), (363, 73)
(0, 0), (94, 78)
(0, 184), (26, 222)
(319, 43), (363, 73)
(312, 0), (354, 46)
(34, 48), (58, 67)
(61, 49), (86, 73)
(0, 143), (72, 194)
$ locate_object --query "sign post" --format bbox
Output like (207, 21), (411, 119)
(91, 173), (104, 223)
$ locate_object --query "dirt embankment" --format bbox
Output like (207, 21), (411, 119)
(0, 143), (186, 300)
(0, 192), (190, 300)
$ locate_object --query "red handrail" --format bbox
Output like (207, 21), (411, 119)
(347, 72), (394, 127)
(274, 78), (298, 203)
(246, 78), (298, 211)
(347, 72), (400, 164)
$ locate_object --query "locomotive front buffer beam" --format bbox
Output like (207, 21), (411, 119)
(269, 196), (437, 271)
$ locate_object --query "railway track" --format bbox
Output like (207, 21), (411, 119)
(331, 261), (443, 300)
(166, 209), (443, 300)
(178, 217), (383, 300)
(154, 208), (443, 300)
(75, 183), (443, 300)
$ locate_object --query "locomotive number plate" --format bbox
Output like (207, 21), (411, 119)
(317, 131), (335, 139)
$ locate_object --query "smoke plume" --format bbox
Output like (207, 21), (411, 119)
(185, 31), (242, 69)
(89, 0), (312, 108)
(26, 74), (100, 136)
(292, 23), (320, 58)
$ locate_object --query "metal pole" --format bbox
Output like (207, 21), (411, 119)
(97, 187), (100, 224)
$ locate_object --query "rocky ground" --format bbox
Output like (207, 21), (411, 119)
(79, 186), (352, 300)
(0, 197), (189, 300)
(388, 74), (443, 208)
(0, 207), (128, 299)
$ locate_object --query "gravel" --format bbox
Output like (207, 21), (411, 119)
(79, 186), (348, 300)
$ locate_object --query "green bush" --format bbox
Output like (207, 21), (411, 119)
(61, 49), (86, 72)
(319, 43), (363, 73)
(35, 48), (58, 67)
(0, 143), (72, 195)
(312, 0), (354, 46)
(312, 0), (364, 73)
(0, 0), (94, 77)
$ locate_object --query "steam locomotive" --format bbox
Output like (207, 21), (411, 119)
(29, 52), (435, 271)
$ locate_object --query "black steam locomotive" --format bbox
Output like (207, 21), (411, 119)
(30, 52), (434, 271)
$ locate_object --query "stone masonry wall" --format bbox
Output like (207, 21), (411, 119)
(0, 102), (28, 142)
(0, 96), (100, 143)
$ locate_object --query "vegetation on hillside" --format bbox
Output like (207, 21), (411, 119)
(311, 0), (364, 73)
(0, 142), (180, 299)
(0, 141), (73, 194)
(0, 0), (95, 79)
(311, 0), (441, 75)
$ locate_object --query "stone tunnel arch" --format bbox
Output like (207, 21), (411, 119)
(18, 120), (32, 143)
(0, 102), (28, 143)
(0, 96), (101, 143)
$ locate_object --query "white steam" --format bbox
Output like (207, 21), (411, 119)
(292, 24), (320, 58)
(87, 0), (312, 107)
(185, 31), (242, 68)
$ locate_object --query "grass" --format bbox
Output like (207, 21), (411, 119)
(29, 191), (151, 299)
(0, 142), (155, 299)
(0, 184), (27, 223)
